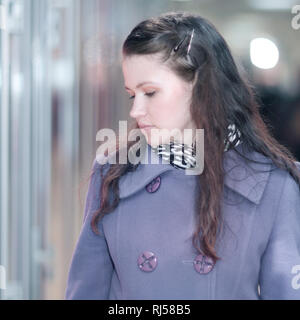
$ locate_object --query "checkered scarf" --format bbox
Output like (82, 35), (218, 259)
(150, 124), (242, 170)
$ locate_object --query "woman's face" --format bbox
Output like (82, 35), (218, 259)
(122, 53), (196, 147)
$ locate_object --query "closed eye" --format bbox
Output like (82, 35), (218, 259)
(129, 92), (156, 100)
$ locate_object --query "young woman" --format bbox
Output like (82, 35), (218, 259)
(65, 12), (300, 300)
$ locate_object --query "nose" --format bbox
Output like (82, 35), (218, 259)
(129, 101), (147, 119)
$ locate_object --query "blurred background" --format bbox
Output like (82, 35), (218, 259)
(0, 0), (299, 299)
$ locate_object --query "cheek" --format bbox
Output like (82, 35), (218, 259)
(146, 96), (173, 125)
(153, 92), (190, 126)
(146, 83), (192, 129)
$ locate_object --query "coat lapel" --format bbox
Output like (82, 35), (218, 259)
(118, 142), (273, 205)
(118, 143), (173, 199)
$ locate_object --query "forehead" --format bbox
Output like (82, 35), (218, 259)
(122, 53), (164, 69)
(122, 54), (174, 86)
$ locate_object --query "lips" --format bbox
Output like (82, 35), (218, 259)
(138, 124), (153, 129)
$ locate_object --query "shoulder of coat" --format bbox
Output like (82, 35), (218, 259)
(223, 143), (274, 205)
(225, 144), (300, 205)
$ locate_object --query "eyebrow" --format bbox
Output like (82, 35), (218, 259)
(124, 81), (160, 90)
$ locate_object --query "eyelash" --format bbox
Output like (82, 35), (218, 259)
(129, 92), (156, 100)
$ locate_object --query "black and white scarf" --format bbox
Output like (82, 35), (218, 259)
(150, 124), (242, 170)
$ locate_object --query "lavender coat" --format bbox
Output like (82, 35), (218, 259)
(65, 142), (300, 300)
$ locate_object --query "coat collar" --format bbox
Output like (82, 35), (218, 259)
(118, 142), (273, 205)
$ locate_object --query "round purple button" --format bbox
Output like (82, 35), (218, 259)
(145, 176), (161, 193)
(137, 251), (158, 272)
(193, 253), (215, 274)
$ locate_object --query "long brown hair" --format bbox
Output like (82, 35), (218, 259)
(90, 11), (300, 263)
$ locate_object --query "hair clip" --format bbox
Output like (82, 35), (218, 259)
(187, 28), (195, 55)
(173, 33), (188, 52)
(172, 28), (195, 57)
